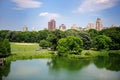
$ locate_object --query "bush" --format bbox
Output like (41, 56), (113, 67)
(0, 37), (11, 57)
(57, 36), (83, 56)
(94, 35), (112, 50)
(39, 40), (51, 49)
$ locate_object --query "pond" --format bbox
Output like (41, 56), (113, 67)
(0, 57), (120, 80)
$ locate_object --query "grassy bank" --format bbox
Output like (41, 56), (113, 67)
(6, 43), (53, 61)
(6, 42), (120, 61)
(68, 50), (120, 59)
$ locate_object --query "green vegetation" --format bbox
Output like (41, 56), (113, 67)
(6, 43), (52, 61)
(4, 42), (120, 61)
(94, 35), (112, 50)
(39, 40), (51, 49)
(0, 38), (11, 57)
(0, 27), (120, 59)
(100, 27), (120, 50)
(57, 36), (83, 56)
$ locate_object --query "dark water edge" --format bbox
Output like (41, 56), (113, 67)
(0, 56), (120, 80)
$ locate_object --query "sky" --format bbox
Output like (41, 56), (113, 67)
(0, 0), (120, 31)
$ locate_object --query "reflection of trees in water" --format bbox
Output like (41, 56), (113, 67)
(93, 56), (120, 71)
(48, 56), (120, 72)
(47, 57), (91, 71)
(0, 61), (11, 80)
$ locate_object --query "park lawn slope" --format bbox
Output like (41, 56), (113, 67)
(6, 43), (52, 61)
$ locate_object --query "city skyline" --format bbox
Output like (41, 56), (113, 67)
(0, 0), (120, 31)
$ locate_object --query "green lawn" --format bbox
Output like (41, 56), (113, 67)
(68, 50), (120, 59)
(6, 42), (120, 61)
(6, 42), (52, 61)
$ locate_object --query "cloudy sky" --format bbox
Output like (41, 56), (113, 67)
(0, 0), (120, 31)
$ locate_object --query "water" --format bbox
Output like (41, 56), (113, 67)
(0, 57), (120, 80)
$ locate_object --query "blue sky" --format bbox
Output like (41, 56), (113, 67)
(0, 0), (120, 31)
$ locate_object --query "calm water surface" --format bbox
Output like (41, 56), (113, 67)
(0, 57), (120, 80)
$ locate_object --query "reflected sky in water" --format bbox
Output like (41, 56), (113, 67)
(2, 58), (120, 80)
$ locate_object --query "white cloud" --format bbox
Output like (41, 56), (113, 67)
(11, 0), (42, 10)
(39, 12), (60, 18)
(76, 0), (119, 13)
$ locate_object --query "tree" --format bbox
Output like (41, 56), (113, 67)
(78, 31), (93, 50)
(0, 38), (11, 57)
(65, 29), (92, 50)
(47, 29), (65, 50)
(100, 27), (120, 50)
(3, 39), (11, 55)
(57, 36), (83, 56)
(39, 40), (51, 49)
(88, 29), (99, 39)
(94, 35), (112, 50)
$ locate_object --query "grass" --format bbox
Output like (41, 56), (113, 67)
(6, 42), (120, 61)
(6, 42), (53, 61)
(68, 50), (120, 59)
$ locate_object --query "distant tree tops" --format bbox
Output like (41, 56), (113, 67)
(0, 27), (120, 54)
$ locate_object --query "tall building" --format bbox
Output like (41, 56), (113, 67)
(23, 25), (28, 31)
(96, 18), (102, 31)
(59, 24), (66, 31)
(48, 19), (56, 31)
(86, 23), (94, 30)
(71, 24), (78, 30)
(32, 27), (36, 31)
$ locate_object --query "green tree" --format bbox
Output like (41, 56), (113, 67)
(65, 29), (92, 50)
(78, 31), (93, 50)
(100, 27), (120, 50)
(39, 40), (51, 49)
(88, 29), (99, 39)
(47, 29), (65, 50)
(57, 36), (83, 56)
(0, 38), (11, 57)
(3, 39), (11, 55)
(94, 35), (112, 50)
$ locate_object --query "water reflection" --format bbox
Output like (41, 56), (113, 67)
(48, 56), (120, 72)
(0, 61), (11, 80)
(94, 56), (120, 71)
(47, 57), (91, 71)
(0, 56), (120, 80)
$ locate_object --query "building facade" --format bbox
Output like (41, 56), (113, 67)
(86, 23), (94, 30)
(71, 24), (78, 30)
(48, 19), (56, 31)
(96, 18), (102, 31)
(59, 24), (66, 31)
(23, 25), (28, 31)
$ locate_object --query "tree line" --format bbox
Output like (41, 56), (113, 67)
(0, 27), (120, 56)
(0, 38), (11, 57)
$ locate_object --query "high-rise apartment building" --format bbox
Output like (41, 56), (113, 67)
(71, 24), (78, 30)
(23, 25), (28, 31)
(59, 24), (66, 31)
(86, 23), (94, 30)
(48, 19), (56, 31)
(96, 18), (102, 31)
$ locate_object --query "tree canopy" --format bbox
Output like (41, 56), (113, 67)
(57, 36), (83, 56)
(94, 35), (112, 50)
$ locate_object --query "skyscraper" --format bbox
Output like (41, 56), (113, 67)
(71, 24), (78, 30)
(48, 19), (56, 31)
(86, 22), (94, 30)
(96, 18), (102, 31)
(59, 24), (66, 31)
(23, 25), (28, 31)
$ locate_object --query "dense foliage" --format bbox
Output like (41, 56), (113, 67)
(100, 27), (120, 50)
(0, 27), (120, 56)
(0, 37), (11, 57)
(39, 40), (51, 49)
(94, 35), (112, 50)
(57, 36), (83, 56)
